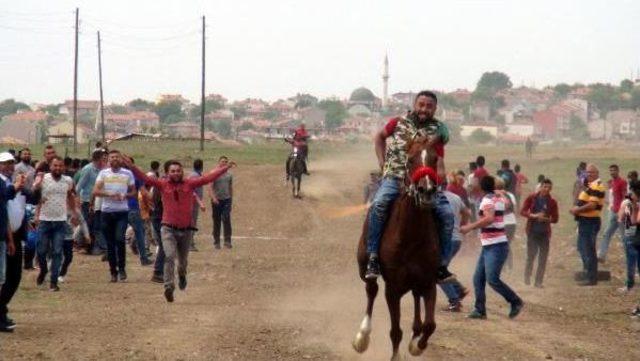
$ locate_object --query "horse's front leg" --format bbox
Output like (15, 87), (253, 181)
(385, 285), (402, 361)
(352, 279), (378, 353)
(418, 284), (437, 352)
(408, 290), (424, 356)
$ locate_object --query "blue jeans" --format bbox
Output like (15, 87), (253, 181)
(366, 178), (453, 264)
(152, 217), (164, 275)
(577, 217), (601, 283)
(439, 240), (466, 303)
(128, 209), (149, 263)
(598, 210), (622, 259)
(473, 242), (521, 315)
(101, 212), (129, 276)
(623, 236), (640, 288)
(37, 221), (66, 284)
(0, 242), (6, 286)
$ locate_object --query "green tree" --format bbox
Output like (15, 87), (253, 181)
(108, 104), (128, 114)
(43, 104), (60, 116)
(630, 88), (640, 110)
(189, 99), (225, 119)
(475, 71), (512, 93)
(553, 83), (572, 98)
(0, 99), (30, 118)
(290, 93), (318, 109)
(568, 114), (589, 140)
(154, 100), (184, 123)
(318, 99), (347, 130)
(468, 128), (495, 144)
(586, 83), (620, 117)
(128, 98), (154, 111)
(238, 121), (255, 131)
(620, 79), (635, 93)
(212, 119), (232, 138)
(230, 106), (247, 119)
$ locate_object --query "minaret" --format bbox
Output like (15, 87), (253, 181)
(382, 54), (389, 109)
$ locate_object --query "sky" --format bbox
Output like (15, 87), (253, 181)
(0, 0), (639, 104)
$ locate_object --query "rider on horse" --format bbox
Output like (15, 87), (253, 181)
(366, 90), (455, 283)
(285, 123), (310, 179)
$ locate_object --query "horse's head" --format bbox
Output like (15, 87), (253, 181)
(405, 136), (439, 209)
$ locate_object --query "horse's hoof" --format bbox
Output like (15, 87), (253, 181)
(408, 336), (425, 356)
(389, 352), (405, 361)
(352, 331), (370, 353)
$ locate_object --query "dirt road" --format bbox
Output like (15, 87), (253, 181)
(2, 146), (639, 360)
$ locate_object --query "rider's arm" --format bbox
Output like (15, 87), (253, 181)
(374, 128), (389, 171)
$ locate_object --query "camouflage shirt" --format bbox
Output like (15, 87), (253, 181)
(382, 114), (449, 179)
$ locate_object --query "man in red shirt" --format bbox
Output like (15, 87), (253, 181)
(473, 155), (488, 180)
(598, 164), (628, 262)
(123, 156), (235, 302)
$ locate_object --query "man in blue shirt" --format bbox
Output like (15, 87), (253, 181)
(76, 150), (107, 255)
(126, 158), (153, 266)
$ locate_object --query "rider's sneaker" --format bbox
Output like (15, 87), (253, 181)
(436, 266), (456, 284)
(365, 256), (381, 280)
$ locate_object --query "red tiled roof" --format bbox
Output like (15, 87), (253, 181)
(106, 111), (159, 122)
(3, 111), (47, 122)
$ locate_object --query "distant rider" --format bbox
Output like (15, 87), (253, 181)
(285, 123), (310, 179)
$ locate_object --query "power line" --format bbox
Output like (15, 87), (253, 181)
(82, 14), (195, 31)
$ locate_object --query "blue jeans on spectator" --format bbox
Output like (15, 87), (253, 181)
(0, 242), (6, 286)
(101, 212), (129, 276)
(37, 221), (66, 284)
(623, 236), (640, 289)
(577, 217), (601, 283)
(439, 239), (466, 303)
(473, 242), (521, 315)
(598, 210), (622, 260)
(152, 217), (164, 276)
(366, 177), (453, 264)
(128, 209), (149, 263)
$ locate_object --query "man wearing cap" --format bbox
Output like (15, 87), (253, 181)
(0, 152), (37, 332)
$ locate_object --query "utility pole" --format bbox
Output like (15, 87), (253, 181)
(73, 7), (79, 152)
(97, 31), (105, 143)
(200, 15), (206, 151)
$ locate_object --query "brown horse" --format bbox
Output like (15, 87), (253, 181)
(353, 137), (440, 361)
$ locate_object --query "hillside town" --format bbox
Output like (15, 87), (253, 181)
(2, 59), (640, 146)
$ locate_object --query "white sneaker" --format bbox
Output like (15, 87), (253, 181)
(617, 286), (630, 295)
(58, 276), (65, 283)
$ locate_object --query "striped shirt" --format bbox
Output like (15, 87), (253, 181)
(576, 178), (606, 218)
(478, 193), (508, 246)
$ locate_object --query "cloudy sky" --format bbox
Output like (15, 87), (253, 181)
(1, 0), (638, 104)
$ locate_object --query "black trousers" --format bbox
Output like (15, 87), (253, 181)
(0, 223), (24, 316)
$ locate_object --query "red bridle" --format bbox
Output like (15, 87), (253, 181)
(410, 166), (440, 185)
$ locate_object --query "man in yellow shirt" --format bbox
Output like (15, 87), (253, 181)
(570, 164), (605, 286)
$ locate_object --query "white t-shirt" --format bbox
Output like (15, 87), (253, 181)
(39, 173), (73, 222)
(478, 193), (508, 246)
(502, 191), (517, 226)
(96, 168), (134, 213)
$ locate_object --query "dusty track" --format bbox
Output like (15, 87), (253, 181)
(2, 146), (640, 360)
